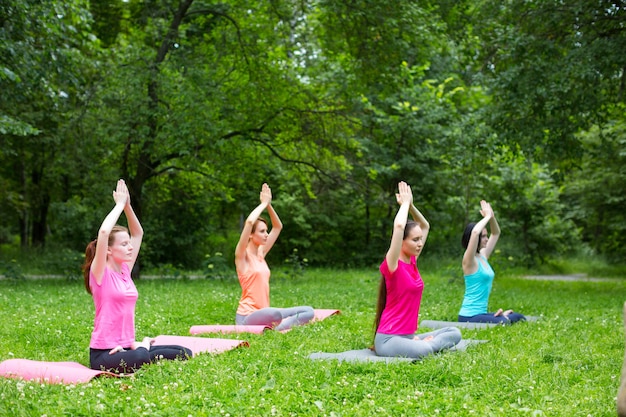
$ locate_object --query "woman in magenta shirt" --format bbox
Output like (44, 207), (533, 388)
(373, 181), (461, 359)
(83, 179), (191, 373)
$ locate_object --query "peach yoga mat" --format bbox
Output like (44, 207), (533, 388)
(189, 308), (341, 335)
(152, 334), (249, 356)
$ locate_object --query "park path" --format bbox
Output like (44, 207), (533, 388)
(520, 273), (616, 282)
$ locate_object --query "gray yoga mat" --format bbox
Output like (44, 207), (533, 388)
(308, 339), (488, 363)
(420, 316), (540, 330)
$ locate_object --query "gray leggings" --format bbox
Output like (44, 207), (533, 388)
(236, 306), (315, 331)
(374, 327), (462, 359)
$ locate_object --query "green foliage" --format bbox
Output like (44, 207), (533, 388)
(1, 0), (625, 271)
(0, 259), (24, 280)
(202, 251), (236, 280)
(0, 0), (101, 247)
(564, 106), (626, 262)
(488, 149), (580, 265)
(467, 0), (624, 163)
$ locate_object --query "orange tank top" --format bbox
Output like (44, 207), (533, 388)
(236, 254), (271, 315)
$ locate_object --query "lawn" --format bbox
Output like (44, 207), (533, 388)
(0, 265), (623, 416)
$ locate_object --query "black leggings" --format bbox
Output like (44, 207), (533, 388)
(90, 345), (192, 373)
(458, 312), (526, 324)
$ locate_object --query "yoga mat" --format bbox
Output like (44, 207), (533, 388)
(313, 309), (341, 321)
(189, 309), (341, 335)
(189, 324), (270, 335)
(308, 339), (487, 363)
(0, 359), (119, 384)
(421, 316), (540, 330)
(421, 320), (497, 330)
(153, 335), (249, 356)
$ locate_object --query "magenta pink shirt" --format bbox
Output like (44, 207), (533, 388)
(377, 256), (424, 335)
(89, 263), (138, 349)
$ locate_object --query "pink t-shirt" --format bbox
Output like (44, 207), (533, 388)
(377, 256), (424, 335)
(89, 263), (138, 349)
(236, 255), (271, 316)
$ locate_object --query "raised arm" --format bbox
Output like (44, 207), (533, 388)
(462, 200), (492, 275)
(91, 180), (128, 285)
(263, 200), (283, 255)
(234, 184), (271, 267)
(123, 184), (143, 272)
(482, 203), (500, 258)
(386, 181), (413, 273)
(408, 202), (430, 247)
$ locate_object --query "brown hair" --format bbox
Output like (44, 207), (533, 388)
(372, 276), (387, 340)
(82, 225), (128, 294)
(251, 217), (268, 233)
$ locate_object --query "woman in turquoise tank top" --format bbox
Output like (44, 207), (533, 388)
(458, 200), (525, 324)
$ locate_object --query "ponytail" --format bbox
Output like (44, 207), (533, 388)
(82, 240), (97, 294)
(82, 225), (129, 295)
(372, 276), (387, 344)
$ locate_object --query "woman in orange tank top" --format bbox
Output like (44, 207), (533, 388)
(234, 183), (314, 331)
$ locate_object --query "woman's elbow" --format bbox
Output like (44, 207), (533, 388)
(393, 222), (406, 232)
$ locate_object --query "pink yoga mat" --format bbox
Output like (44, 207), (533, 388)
(189, 309), (341, 335)
(0, 359), (118, 384)
(153, 335), (249, 356)
(189, 324), (270, 335)
(0, 336), (247, 384)
(313, 309), (341, 321)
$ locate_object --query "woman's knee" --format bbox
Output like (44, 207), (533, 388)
(299, 306), (315, 321)
(267, 309), (284, 323)
(445, 326), (462, 341)
(375, 336), (433, 359)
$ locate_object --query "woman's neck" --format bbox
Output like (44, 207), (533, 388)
(107, 259), (123, 273)
(247, 242), (261, 257)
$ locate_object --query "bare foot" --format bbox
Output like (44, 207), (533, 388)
(494, 308), (504, 317)
(131, 337), (154, 350)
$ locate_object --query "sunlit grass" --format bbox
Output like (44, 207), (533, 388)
(0, 266), (623, 416)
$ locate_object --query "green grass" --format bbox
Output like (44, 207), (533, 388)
(0, 266), (623, 416)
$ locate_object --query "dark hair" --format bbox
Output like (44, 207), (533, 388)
(372, 221), (420, 345)
(372, 276), (387, 344)
(82, 225), (128, 294)
(461, 222), (481, 253)
(251, 217), (268, 233)
(404, 221), (419, 239)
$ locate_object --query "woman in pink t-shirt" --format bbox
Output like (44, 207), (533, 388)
(234, 183), (314, 331)
(373, 181), (461, 359)
(83, 179), (191, 373)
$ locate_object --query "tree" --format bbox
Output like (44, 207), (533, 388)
(470, 0), (626, 164)
(0, 0), (99, 248)
(564, 105), (626, 262)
